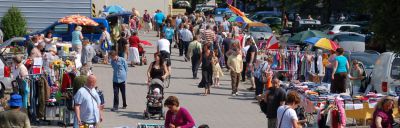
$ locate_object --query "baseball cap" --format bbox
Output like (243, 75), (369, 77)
(8, 93), (22, 107)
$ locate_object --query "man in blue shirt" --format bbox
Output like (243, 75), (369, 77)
(110, 51), (128, 111)
(74, 75), (103, 127)
(154, 10), (165, 37)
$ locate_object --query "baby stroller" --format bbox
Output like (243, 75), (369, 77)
(144, 79), (164, 120)
(138, 44), (147, 66)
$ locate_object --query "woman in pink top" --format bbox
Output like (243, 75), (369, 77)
(164, 96), (195, 128)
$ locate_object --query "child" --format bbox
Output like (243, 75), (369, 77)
(212, 52), (224, 87)
(147, 88), (162, 107)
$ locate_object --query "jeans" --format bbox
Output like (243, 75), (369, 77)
(191, 54), (200, 78)
(268, 118), (277, 128)
(118, 51), (125, 58)
(241, 62), (248, 81)
(113, 82), (127, 108)
(323, 68), (332, 83)
(183, 41), (190, 57)
(178, 39), (184, 56)
(255, 77), (263, 96)
(230, 71), (240, 93)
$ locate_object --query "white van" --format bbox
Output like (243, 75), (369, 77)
(371, 52), (400, 95)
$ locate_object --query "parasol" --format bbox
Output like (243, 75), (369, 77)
(227, 16), (238, 22)
(266, 35), (279, 49)
(230, 16), (252, 23)
(246, 22), (265, 27)
(304, 37), (340, 50)
(228, 4), (245, 17)
(58, 15), (99, 26)
(104, 5), (125, 14)
(287, 30), (329, 44)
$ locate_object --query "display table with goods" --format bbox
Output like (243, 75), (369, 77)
(0, 45), (85, 126)
(284, 80), (400, 127)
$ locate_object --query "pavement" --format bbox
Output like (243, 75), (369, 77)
(62, 31), (267, 128)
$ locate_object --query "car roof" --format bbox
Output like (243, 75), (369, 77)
(332, 24), (360, 27)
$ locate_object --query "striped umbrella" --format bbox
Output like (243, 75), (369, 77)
(304, 37), (340, 50)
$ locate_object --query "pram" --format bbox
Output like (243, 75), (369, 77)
(138, 44), (147, 66)
(144, 79), (164, 120)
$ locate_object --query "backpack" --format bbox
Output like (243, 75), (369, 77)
(193, 42), (200, 56)
(143, 14), (150, 22)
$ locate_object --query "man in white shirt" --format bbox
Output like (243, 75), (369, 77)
(157, 33), (171, 71)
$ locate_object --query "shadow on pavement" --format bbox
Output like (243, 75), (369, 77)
(127, 82), (148, 86)
(118, 111), (145, 120)
(169, 58), (186, 62)
(171, 67), (191, 70)
(166, 91), (232, 97)
(170, 76), (194, 80)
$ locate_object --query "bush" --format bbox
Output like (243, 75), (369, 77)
(1, 6), (27, 40)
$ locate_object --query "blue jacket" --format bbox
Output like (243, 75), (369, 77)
(111, 57), (128, 83)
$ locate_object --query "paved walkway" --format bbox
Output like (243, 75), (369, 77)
(94, 31), (267, 128)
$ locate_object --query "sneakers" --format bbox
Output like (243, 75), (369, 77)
(122, 106), (127, 109)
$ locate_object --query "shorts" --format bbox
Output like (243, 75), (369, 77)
(156, 23), (163, 31)
(160, 50), (171, 66)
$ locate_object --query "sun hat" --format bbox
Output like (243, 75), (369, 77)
(8, 93), (22, 107)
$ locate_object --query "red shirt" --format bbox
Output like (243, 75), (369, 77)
(129, 35), (140, 48)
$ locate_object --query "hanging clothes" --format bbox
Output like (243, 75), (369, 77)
(21, 79), (29, 109)
(61, 73), (72, 92)
(37, 76), (50, 119)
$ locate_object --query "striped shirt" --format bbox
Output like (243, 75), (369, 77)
(203, 29), (215, 43)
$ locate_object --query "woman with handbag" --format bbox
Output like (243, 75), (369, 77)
(276, 91), (302, 128)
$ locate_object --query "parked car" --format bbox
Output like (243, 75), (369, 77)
(173, 1), (191, 8)
(344, 51), (379, 76)
(260, 17), (282, 26)
(370, 52), (400, 95)
(331, 32), (365, 52)
(249, 11), (281, 22)
(31, 18), (110, 43)
(0, 37), (26, 89)
(247, 23), (273, 40)
(320, 24), (360, 35)
(284, 19), (321, 34)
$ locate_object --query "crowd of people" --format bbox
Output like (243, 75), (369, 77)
(0, 6), (396, 128)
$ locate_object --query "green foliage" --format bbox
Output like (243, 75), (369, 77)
(367, 0), (400, 52)
(1, 6), (27, 40)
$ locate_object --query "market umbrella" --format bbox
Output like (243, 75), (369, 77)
(266, 35), (279, 49)
(259, 35), (279, 50)
(58, 15), (99, 26)
(140, 40), (153, 46)
(231, 16), (252, 23)
(104, 5), (125, 14)
(246, 22), (265, 27)
(227, 16), (238, 22)
(228, 4), (245, 17)
(287, 30), (329, 44)
(304, 37), (340, 50)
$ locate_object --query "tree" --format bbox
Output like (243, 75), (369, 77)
(1, 6), (27, 40)
(367, 0), (400, 52)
